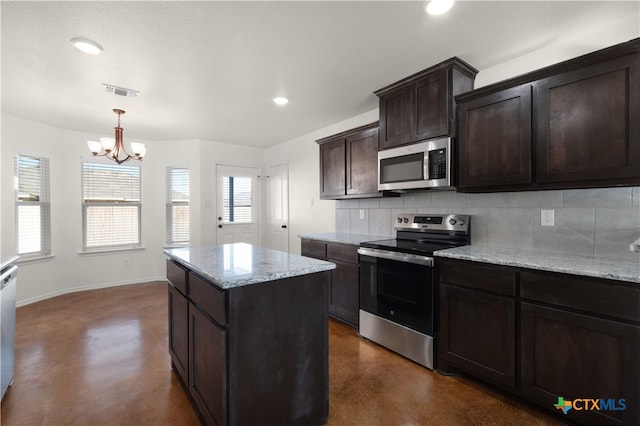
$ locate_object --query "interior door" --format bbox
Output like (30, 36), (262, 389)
(267, 163), (289, 252)
(216, 165), (259, 245)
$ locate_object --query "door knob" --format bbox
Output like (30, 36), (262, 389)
(218, 225), (223, 228)
(281, 225), (287, 229)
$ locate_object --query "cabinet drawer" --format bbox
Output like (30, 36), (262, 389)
(438, 258), (516, 296)
(167, 259), (187, 295)
(301, 239), (327, 259)
(521, 270), (640, 323)
(327, 243), (358, 264)
(189, 272), (227, 326)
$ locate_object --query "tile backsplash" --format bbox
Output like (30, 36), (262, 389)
(336, 187), (640, 261)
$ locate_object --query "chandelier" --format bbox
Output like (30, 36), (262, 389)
(87, 109), (146, 165)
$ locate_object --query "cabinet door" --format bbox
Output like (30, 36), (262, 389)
(438, 284), (516, 390)
(536, 53), (640, 186)
(319, 139), (346, 198)
(521, 303), (640, 426)
(189, 303), (227, 426)
(458, 84), (532, 190)
(168, 283), (188, 384)
(413, 69), (449, 141)
(329, 260), (359, 326)
(346, 127), (379, 196)
(300, 239), (327, 259)
(379, 86), (413, 150)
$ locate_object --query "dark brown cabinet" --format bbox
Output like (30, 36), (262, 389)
(166, 259), (330, 426)
(536, 53), (640, 185)
(317, 122), (391, 199)
(438, 259), (516, 390)
(519, 270), (640, 426)
(301, 238), (360, 326)
(168, 283), (188, 384)
(458, 84), (532, 190)
(457, 37), (640, 192)
(167, 260), (188, 384)
(437, 258), (640, 426)
(189, 301), (227, 426)
(375, 58), (477, 150)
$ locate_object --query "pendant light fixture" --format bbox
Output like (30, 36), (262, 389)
(87, 109), (146, 165)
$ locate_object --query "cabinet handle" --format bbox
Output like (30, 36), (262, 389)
(218, 225), (223, 229)
(281, 225), (287, 229)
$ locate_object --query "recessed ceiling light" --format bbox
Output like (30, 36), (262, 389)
(70, 37), (103, 55)
(425, 0), (454, 15)
(273, 97), (289, 106)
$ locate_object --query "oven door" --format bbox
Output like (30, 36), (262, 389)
(358, 248), (434, 336)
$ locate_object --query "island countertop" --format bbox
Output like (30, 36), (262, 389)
(164, 243), (336, 290)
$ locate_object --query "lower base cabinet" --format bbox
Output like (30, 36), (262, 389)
(168, 282), (188, 384)
(439, 283), (516, 390)
(166, 259), (330, 426)
(301, 239), (360, 326)
(437, 258), (640, 426)
(189, 302), (227, 426)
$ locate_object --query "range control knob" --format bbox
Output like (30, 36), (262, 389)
(458, 219), (465, 226)
(403, 217), (409, 223)
(397, 217), (403, 223)
(449, 218), (457, 226)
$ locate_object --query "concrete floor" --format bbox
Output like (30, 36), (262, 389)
(1, 282), (565, 425)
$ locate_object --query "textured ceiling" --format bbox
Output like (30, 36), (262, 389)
(2, 1), (638, 148)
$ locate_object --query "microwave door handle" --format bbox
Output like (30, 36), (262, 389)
(423, 151), (429, 180)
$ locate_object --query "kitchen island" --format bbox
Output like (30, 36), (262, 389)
(164, 243), (335, 426)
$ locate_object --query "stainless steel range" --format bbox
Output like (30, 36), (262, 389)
(357, 213), (470, 369)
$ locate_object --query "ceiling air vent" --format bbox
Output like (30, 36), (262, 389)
(102, 84), (140, 97)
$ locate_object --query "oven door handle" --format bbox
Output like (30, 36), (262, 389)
(357, 247), (434, 267)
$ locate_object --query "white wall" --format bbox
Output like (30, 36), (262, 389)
(475, 11), (640, 87)
(1, 113), (263, 305)
(262, 110), (379, 255)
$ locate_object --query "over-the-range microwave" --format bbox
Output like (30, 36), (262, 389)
(378, 137), (452, 191)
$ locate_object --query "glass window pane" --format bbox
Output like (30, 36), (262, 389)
(82, 162), (141, 250)
(222, 176), (252, 223)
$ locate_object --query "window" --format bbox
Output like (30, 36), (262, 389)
(82, 162), (141, 250)
(222, 176), (253, 223)
(15, 154), (51, 258)
(166, 167), (189, 244)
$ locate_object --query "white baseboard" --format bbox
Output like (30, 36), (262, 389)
(16, 276), (167, 308)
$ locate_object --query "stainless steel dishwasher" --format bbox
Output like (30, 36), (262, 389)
(1, 263), (17, 399)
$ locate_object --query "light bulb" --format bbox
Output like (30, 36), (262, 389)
(131, 142), (146, 158)
(87, 140), (102, 155)
(425, 0), (454, 15)
(100, 137), (115, 152)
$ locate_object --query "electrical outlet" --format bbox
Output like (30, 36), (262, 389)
(541, 210), (555, 227)
(359, 209), (365, 220)
(124, 257), (130, 266)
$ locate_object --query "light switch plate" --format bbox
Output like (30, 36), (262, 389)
(541, 210), (555, 227)
(359, 209), (365, 220)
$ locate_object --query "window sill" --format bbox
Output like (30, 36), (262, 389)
(79, 247), (146, 256)
(16, 254), (56, 265)
(164, 243), (190, 249)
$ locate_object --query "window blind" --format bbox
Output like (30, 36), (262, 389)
(15, 154), (51, 258)
(166, 167), (189, 244)
(82, 162), (141, 250)
(222, 176), (253, 223)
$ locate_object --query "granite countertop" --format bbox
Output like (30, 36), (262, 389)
(1, 255), (19, 271)
(434, 246), (640, 284)
(164, 243), (336, 290)
(298, 232), (390, 246)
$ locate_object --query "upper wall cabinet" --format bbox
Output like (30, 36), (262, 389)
(457, 37), (640, 192)
(375, 58), (478, 151)
(317, 122), (395, 200)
